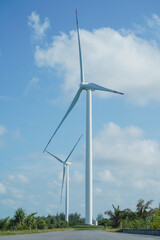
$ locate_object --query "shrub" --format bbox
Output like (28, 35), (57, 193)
(36, 219), (46, 230)
(0, 217), (10, 230)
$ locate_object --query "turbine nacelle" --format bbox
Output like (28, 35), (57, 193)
(65, 161), (71, 166)
(80, 83), (95, 91)
(80, 82), (124, 95)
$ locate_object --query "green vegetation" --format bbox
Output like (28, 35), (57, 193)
(1, 199), (160, 235)
(105, 228), (122, 232)
(0, 208), (84, 234)
(73, 225), (104, 230)
(0, 228), (71, 236)
(99, 199), (160, 230)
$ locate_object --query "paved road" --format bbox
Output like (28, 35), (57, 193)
(0, 230), (160, 240)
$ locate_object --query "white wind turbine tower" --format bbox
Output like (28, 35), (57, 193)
(45, 135), (82, 222)
(43, 10), (124, 225)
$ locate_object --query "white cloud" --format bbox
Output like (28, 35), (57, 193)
(93, 122), (160, 166)
(9, 187), (24, 199)
(8, 175), (15, 181)
(0, 125), (7, 147)
(1, 199), (15, 206)
(0, 183), (6, 194)
(25, 77), (39, 94)
(145, 14), (160, 41)
(47, 179), (61, 189)
(0, 125), (6, 136)
(94, 187), (102, 196)
(18, 174), (29, 184)
(46, 204), (58, 214)
(28, 12), (50, 40)
(14, 128), (21, 139)
(8, 174), (29, 184)
(11, 128), (21, 140)
(147, 14), (160, 28)
(0, 96), (11, 101)
(133, 179), (160, 191)
(34, 24), (160, 105)
(1, 199), (21, 211)
(71, 171), (84, 183)
(28, 194), (39, 205)
(97, 170), (115, 182)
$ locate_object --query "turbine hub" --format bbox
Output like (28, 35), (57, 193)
(66, 161), (71, 165)
(80, 82), (88, 90)
(80, 82), (95, 91)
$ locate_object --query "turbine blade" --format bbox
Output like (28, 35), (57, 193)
(43, 88), (82, 152)
(76, 9), (84, 83)
(65, 134), (83, 163)
(45, 150), (64, 164)
(84, 83), (124, 95)
(60, 164), (66, 203)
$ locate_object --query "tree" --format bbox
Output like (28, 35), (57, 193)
(36, 218), (46, 229)
(105, 204), (121, 228)
(55, 213), (65, 222)
(8, 218), (15, 230)
(25, 212), (37, 230)
(96, 213), (103, 222)
(13, 208), (26, 228)
(136, 199), (153, 218)
(0, 217), (10, 230)
(56, 220), (67, 228)
(69, 212), (82, 226)
(46, 215), (57, 229)
(121, 208), (135, 220)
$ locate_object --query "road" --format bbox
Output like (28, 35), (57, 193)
(0, 230), (160, 240)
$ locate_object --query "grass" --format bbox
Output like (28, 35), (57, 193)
(0, 228), (72, 236)
(0, 225), (121, 236)
(104, 227), (122, 232)
(73, 225), (104, 230)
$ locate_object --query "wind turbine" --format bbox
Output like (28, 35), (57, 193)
(45, 134), (82, 222)
(43, 10), (124, 225)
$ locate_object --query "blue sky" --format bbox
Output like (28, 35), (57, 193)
(1, 0), (160, 219)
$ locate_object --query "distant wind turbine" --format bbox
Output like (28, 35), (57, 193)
(45, 134), (82, 222)
(43, 10), (124, 225)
